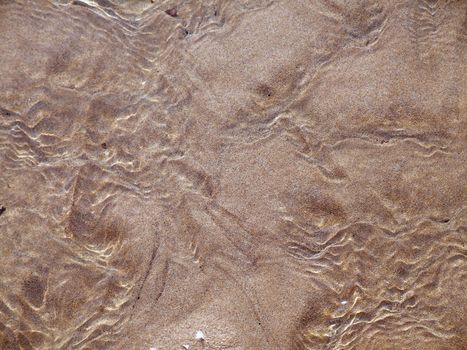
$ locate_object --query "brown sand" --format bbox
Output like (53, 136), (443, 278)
(0, 0), (466, 349)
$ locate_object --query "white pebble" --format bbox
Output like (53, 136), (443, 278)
(195, 330), (205, 341)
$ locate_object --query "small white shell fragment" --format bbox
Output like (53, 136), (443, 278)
(182, 345), (190, 349)
(195, 330), (205, 341)
(149, 347), (157, 350)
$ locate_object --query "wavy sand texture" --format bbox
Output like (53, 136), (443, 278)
(0, 0), (466, 349)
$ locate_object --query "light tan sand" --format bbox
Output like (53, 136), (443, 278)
(0, 0), (466, 349)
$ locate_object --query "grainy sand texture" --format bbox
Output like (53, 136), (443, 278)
(0, 0), (466, 349)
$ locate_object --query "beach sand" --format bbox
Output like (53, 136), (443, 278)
(0, 1), (466, 349)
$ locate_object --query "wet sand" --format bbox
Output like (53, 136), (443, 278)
(0, 1), (466, 349)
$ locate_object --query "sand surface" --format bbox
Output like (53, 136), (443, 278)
(0, 0), (466, 349)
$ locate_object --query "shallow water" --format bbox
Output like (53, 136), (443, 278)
(0, 0), (466, 349)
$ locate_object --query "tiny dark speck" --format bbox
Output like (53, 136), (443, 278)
(0, 206), (5, 216)
(165, 8), (177, 17)
(440, 219), (450, 223)
(101, 142), (107, 149)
